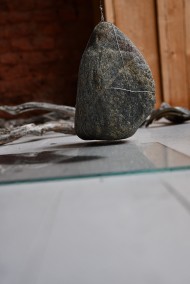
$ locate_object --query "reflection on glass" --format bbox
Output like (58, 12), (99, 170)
(0, 141), (190, 184)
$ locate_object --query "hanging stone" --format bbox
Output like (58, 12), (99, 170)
(75, 21), (156, 140)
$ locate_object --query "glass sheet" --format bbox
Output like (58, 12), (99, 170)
(0, 140), (190, 185)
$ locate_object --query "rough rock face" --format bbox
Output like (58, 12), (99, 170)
(75, 21), (155, 140)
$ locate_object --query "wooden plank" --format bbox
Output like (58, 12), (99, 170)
(185, 0), (190, 108)
(104, 0), (162, 107)
(157, 0), (189, 107)
(104, 0), (115, 23)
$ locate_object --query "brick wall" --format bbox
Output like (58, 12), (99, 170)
(0, 0), (96, 110)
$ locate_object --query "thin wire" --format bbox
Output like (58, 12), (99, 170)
(107, 87), (155, 94)
(100, 0), (105, 21)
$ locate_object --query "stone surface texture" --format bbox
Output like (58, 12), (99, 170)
(75, 21), (155, 140)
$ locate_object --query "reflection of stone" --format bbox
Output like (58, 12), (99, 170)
(0, 151), (102, 165)
(75, 21), (155, 140)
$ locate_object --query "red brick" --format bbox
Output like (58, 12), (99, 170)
(11, 35), (55, 51)
(0, 0), (9, 11)
(0, 81), (7, 95)
(7, 0), (36, 11)
(0, 23), (34, 38)
(25, 52), (47, 64)
(39, 22), (62, 36)
(32, 36), (55, 50)
(0, 52), (20, 65)
(58, 8), (77, 22)
(4, 11), (31, 23)
(31, 11), (55, 22)
(0, 12), (8, 24)
(0, 64), (29, 80)
(0, 77), (38, 95)
(0, 25), (10, 38)
(0, 39), (10, 53)
(11, 37), (33, 51)
(0, 0), (95, 113)
(35, 0), (53, 9)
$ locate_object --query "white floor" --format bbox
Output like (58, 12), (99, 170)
(1, 122), (190, 284)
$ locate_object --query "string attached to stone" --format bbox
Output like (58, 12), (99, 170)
(100, 0), (104, 22)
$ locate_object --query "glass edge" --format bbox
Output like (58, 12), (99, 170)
(0, 165), (190, 187)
